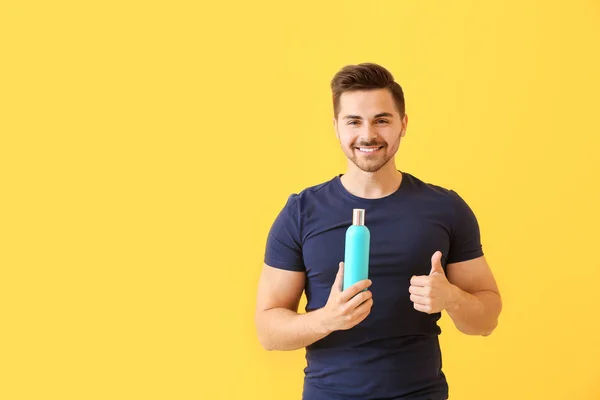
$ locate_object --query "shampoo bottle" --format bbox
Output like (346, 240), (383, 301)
(343, 209), (370, 291)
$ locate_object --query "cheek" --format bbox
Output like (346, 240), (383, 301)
(383, 130), (402, 145)
(342, 139), (355, 151)
(338, 130), (356, 146)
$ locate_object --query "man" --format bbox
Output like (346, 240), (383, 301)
(254, 63), (502, 400)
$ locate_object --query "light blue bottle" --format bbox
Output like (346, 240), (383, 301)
(343, 209), (370, 291)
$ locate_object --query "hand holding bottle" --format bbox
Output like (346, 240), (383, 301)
(317, 262), (373, 333)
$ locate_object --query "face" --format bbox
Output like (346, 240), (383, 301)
(334, 88), (408, 173)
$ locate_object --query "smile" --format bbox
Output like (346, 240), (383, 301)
(356, 146), (384, 153)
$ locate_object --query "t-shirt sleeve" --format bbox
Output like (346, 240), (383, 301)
(446, 190), (484, 264)
(263, 194), (305, 272)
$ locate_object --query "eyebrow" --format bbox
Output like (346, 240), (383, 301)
(342, 112), (394, 120)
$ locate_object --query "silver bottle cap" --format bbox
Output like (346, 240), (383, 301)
(352, 209), (365, 225)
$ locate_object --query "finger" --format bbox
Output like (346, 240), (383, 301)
(352, 310), (370, 327)
(340, 279), (372, 302)
(345, 290), (373, 310)
(413, 302), (432, 314)
(353, 297), (374, 317)
(343, 300), (373, 330)
(408, 285), (429, 296)
(410, 293), (429, 305)
(410, 275), (430, 287)
(430, 251), (444, 275)
(332, 262), (344, 293)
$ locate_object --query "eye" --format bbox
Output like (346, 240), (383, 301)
(347, 120), (360, 125)
(376, 119), (389, 124)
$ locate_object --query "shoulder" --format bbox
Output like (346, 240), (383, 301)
(403, 172), (476, 222)
(403, 172), (462, 203)
(285, 176), (340, 207)
(299, 176), (338, 197)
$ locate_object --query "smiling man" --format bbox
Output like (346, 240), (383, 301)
(255, 63), (502, 400)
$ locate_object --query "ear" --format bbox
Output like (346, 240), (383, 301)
(400, 113), (408, 137)
(333, 117), (340, 140)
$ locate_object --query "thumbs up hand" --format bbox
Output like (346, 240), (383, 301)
(429, 250), (445, 276)
(409, 251), (456, 314)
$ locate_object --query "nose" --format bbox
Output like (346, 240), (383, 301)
(360, 124), (378, 143)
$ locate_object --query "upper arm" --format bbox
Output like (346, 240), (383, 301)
(258, 193), (306, 313)
(255, 263), (305, 314)
(445, 190), (499, 295)
(446, 256), (500, 296)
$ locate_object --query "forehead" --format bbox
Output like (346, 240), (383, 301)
(339, 88), (398, 116)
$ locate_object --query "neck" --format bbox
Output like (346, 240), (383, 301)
(340, 161), (403, 199)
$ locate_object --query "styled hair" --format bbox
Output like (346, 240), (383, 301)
(330, 63), (405, 118)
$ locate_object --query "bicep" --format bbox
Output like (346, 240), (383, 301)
(446, 256), (499, 295)
(255, 263), (306, 313)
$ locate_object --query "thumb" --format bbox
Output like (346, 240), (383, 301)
(333, 262), (344, 292)
(430, 251), (444, 275)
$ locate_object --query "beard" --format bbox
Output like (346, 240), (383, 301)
(343, 139), (394, 173)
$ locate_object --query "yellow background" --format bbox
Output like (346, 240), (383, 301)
(1, 0), (599, 399)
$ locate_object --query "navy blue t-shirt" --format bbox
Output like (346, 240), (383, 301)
(264, 171), (484, 400)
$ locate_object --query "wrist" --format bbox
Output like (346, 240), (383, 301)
(310, 307), (332, 336)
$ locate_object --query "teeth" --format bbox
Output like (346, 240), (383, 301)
(359, 147), (379, 152)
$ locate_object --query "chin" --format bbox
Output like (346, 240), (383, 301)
(358, 165), (385, 173)
(352, 160), (388, 173)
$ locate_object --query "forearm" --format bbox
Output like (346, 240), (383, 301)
(255, 307), (330, 351)
(446, 286), (502, 336)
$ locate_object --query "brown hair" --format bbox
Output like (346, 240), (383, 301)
(330, 63), (405, 118)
